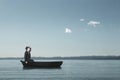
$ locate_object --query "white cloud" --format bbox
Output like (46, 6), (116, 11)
(65, 28), (72, 33)
(88, 21), (100, 27)
(80, 19), (85, 22)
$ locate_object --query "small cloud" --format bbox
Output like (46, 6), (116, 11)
(65, 28), (72, 33)
(88, 21), (100, 27)
(80, 19), (85, 22)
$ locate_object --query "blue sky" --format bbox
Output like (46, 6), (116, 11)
(0, 0), (120, 57)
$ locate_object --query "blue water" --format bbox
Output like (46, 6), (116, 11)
(0, 60), (120, 80)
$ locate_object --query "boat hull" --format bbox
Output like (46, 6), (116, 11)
(20, 60), (63, 68)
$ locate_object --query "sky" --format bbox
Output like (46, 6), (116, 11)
(0, 0), (120, 57)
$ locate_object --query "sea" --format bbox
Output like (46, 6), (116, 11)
(0, 59), (120, 80)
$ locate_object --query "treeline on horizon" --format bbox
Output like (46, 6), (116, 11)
(0, 56), (120, 60)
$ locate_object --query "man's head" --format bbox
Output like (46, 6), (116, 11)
(25, 46), (31, 52)
(25, 46), (29, 50)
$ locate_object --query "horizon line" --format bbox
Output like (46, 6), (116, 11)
(0, 55), (120, 58)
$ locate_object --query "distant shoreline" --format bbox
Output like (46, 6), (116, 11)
(0, 56), (120, 60)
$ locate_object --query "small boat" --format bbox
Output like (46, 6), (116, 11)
(20, 60), (63, 68)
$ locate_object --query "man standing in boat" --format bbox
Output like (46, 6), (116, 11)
(24, 46), (33, 62)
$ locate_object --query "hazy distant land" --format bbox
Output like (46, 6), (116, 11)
(0, 56), (120, 60)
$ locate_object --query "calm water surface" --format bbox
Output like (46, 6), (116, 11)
(0, 60), (120, 80)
